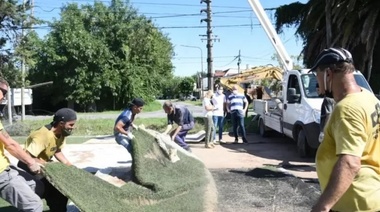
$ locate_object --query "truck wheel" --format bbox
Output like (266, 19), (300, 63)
(259, 119), (267, 137)
(297, 129), (310, 158)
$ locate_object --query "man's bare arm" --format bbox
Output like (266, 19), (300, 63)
(0, 130), (41, 173)
(312, 154), (360, 212)
(114, 120), (131, 136)
(54, 150), (72, 166)
(1, 130), (35, 166)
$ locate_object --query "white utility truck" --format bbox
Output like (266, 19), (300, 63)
(247, 0), (373, 157)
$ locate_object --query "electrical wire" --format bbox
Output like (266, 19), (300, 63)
(49, 0), (250, 9)
(17, 23), (262, 30)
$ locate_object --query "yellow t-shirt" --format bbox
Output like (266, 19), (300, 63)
(0, 123), (10, 173)
(316, 88), (380, 212)
(24, 126), (66, 162)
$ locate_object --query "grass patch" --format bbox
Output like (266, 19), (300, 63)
(4, 114), (259, 145)
(77, 101), (163, 115)
(183, 100), (202, 106)
(12, 136), (90, 145)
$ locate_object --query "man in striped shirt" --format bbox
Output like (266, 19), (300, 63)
(227, 85), (249, 144)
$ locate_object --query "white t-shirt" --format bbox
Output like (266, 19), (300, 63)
(202, 97), (213, 117)
(212, 93), (226, 116)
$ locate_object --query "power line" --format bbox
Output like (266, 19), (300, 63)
(174, 56), (235, 59)
(17, 23), (262, 30)
(50, 0), (250, 9)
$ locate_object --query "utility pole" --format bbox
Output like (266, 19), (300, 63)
(200, 0), (219, 91)
(21, 0), (26, 121)
(237, 50), (241, 73)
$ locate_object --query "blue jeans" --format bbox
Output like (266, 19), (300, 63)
(170, 121), (194, 150)
(115, 134), (133, 154)
(231, 111), (246, 139)
(213, 116), (224, 141)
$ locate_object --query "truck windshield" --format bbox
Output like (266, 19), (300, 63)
(354, 74), (373, 92)
(301, 73), (373, 98)
(301, 74), (320, 98)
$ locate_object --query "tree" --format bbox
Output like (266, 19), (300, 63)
(0, 0), (30, 87)
(28, 0), (174, 111)
(178, 77), (195, 98)
(274, 0), (380, 85)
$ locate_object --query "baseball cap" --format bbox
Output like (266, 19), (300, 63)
(53, 108), (77, 122)
(310, 47), (353, 72)
(130, 98), (145, 107)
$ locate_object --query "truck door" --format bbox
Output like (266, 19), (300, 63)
(283, 74), (301, 137)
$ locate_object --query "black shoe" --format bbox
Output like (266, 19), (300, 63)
(242, 138), (248, 143)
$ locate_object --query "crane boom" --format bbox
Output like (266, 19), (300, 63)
(247, 0), (293, 71)
(219, 66), (283, 93)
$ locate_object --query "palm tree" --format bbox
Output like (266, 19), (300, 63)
(274, 0), (380, 85)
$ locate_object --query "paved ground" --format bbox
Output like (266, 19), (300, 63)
(188, 133), (320, 211)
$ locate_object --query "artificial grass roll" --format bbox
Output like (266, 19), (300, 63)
(42, 128), (218, 212)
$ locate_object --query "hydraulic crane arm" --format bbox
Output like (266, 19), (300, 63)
(219, 66), (283, 93)
(247, 0), (293, 71)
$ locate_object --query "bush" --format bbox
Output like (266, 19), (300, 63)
(3, 122), (32, 136)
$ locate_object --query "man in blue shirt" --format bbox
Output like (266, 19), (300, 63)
(227, 85), (248, 144)
(114, 98), (145, 153)
(163, 101), (194, 152)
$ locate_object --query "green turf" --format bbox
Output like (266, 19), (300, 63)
(39, 129), (216, 211)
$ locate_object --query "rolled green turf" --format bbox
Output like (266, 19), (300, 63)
(8, 129), (217, 212)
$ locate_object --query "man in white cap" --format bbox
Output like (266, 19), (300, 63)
(310, 47), (380, 212)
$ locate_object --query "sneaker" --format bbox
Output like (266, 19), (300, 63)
(205, 144), (214, 149)
(233, 139), (239, 144)
(242, 138), (248, 143)
(184, 146), (192, 152)
(213, 141), (220, 145)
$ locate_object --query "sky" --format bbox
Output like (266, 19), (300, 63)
(31, 0), (308, 77)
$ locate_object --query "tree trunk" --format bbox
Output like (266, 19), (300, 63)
(325, 0), (332, 47)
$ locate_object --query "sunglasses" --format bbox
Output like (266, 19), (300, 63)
(0, 88), (7, 97)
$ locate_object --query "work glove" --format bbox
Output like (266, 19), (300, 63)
(128, 133), (135, 140)
(28, 162), (43, 174)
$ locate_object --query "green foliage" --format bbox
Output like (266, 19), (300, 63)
(178, 76), (195, 97)
(27, 0), (174, 110)
(0, 1), (45, 88)
(0, 0), (25, 87)
(274, 0), (380, 83)
(159, 76), (182, 99)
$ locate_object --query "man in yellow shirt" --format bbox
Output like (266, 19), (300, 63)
(311, 47), (380, 212)
(18, 108), (77, 212)
(0, 78), (44, 211)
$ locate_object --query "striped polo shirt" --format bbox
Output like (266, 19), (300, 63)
(227, 93), (247, 111)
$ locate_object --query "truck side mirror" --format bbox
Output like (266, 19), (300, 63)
(287, 88), (300, 103)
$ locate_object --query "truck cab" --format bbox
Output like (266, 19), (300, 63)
(255, 69), (372, 157)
